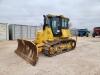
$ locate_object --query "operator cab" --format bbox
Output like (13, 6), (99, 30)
(43, 14), (69, 37)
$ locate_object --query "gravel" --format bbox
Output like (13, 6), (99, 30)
(0, 37), (100, 75)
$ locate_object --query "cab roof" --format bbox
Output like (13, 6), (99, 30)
(46, 14), (69, 20)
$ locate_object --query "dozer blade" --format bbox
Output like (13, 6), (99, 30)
(15, 39), (38, 66)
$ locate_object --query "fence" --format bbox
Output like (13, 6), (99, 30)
(9, 24), (42, 40)
(0, 23), (9, 41)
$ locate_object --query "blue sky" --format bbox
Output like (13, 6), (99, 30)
(0, 0), (100, 30)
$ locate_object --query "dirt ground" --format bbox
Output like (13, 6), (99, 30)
(0, 37), (100, 75)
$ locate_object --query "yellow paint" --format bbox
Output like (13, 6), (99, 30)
(34, 26), (54, 44)
(43, 27), (54, 41)
(34, 27), (73, 52)
(61, 29), (71, 38)
(67, 42), (72, 49)
(36, 43), (44, 52)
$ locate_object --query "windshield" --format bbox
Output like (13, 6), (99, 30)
(51, 17), (60, 34)
(62, 19), (68, 28)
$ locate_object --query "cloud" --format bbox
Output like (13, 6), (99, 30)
(0, 0), (100, 30)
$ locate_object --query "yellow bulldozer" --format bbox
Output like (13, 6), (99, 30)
(15, 14), (76, 66)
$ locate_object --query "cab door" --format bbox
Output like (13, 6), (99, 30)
(50, 17), (62, 37)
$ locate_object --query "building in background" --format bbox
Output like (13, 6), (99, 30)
(0, 23), (9, 41)
(9, 24), (42, 40)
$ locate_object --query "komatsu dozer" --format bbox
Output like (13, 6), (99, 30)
(15, 14), (76, 66)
